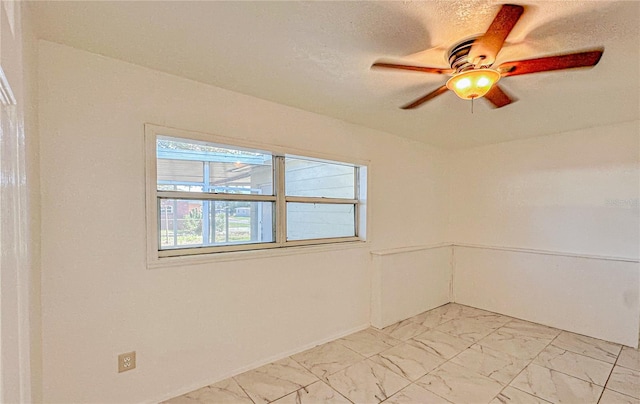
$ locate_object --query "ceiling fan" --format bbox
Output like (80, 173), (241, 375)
(372, 4), (604, 109)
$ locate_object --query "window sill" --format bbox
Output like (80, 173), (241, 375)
(146, 240), (369, 269)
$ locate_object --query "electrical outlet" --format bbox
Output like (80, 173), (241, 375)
(118, 351), (136, 373)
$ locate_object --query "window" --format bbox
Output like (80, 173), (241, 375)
(146, 125), (367, 259)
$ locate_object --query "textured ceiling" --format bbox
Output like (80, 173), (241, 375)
(30, 1), (640, 149)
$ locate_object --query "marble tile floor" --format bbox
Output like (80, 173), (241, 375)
(164, 303), (639, 404)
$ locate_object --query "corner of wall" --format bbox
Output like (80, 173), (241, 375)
(449, 244), (455, 303)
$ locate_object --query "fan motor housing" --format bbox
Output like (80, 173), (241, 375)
(448, 37), (485, 72)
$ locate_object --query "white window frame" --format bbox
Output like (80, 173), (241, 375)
(145, 124), (368, 266)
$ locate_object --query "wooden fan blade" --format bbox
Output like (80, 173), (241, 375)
(372, 62), (453, 75)
(469, 4), (524, 65)
(498, 49), (603, 77)
(484, 84), (515, 108)
(401, 85), (449, 109)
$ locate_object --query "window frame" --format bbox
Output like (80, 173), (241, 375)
(145, 124), (368, 266)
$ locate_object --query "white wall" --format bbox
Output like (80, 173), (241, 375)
(449, 121), (640, 346)
(38, 41), (450, 403)
(370, 245), (452, 329)
(36, 36), (640, 403)
(449, 121), (639, 257)
(454, 246), (639, 346)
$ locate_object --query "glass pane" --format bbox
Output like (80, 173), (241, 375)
(285, 157), (355, 199)
(158, 199), (274, 249)
(287, 203), (355, 240)
(157, 136), (273, 195)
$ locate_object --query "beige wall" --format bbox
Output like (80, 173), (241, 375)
(23, 6), (42, 403)
(38, 41), (449, 403)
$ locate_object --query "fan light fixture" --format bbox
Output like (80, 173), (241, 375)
(372, 3), (604, 110)
(446, 69), (501, 100)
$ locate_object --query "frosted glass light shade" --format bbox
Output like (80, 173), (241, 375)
(446, 69), (501, 100)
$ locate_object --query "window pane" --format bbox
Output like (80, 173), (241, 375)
(157, 136), (273, 195)
(286, 203), (355, 240)
(158, 199), (274, 249)
(285, 157), (355, 198)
